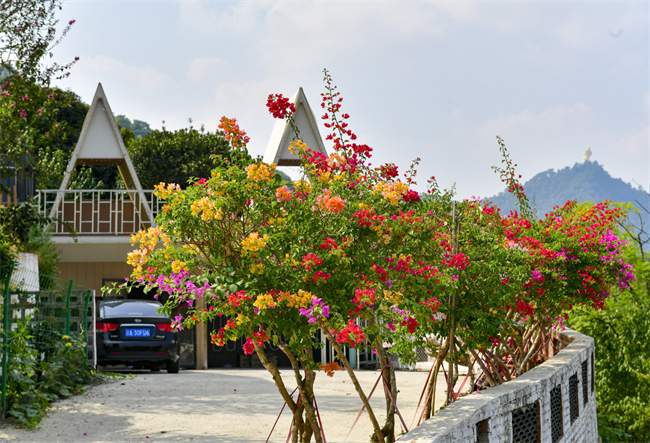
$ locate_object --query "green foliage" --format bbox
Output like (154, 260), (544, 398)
(568, 210), (650, 442)
(0, 77), (97, 190)
(0, 203), (49, 245)
(0, 1), (77, 85)
(0, 0), (78, 185)
(0, 238), (16, 266)
(4, 318), (112, 428)
(19, 224), (60, 279)
(0, 203), (61, 278)
(127, 124), (254, 189)
(33, 88), (94, 190)
(116, 115), (151, 140)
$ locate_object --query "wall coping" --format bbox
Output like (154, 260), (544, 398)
(396, 328), (594, 442)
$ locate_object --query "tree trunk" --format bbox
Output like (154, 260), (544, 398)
(423, 337), (449, 420)
(375, 343), (396, 441)
(277, 342), (322, 443)
(322, 328), (386, 443)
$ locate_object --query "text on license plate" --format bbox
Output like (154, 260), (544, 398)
(124, 328), (151, 338)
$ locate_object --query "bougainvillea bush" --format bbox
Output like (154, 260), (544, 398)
(125, 70), (633, 443)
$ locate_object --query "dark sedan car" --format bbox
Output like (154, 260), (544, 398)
(96, 300), (180, 373)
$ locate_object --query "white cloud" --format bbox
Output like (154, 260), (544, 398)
(177, 2), (269, 36)
(481, 104), (595, 142)
(185, 57), (230, 83)
(75, 55), (172, 95)
(177, 2), (443, 73)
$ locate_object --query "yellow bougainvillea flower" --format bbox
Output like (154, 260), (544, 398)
(171, 260), (186, 274)
(288, 140), (307, 155)
(374, 181), (410, 206)
(191, 197), (224, 222)
(153, 182), (181, 199)
(254, 293), (276, 310)
(294, 180), (311, 194)
(242, 232), (269, 253)
(245, 162), (276, 182)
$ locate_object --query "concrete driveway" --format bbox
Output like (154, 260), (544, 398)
(0, 368), (470, 443)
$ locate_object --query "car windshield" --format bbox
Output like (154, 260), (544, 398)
(102, 301), (167, 318)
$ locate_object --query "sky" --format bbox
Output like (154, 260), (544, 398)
(52, 0), (649, 199)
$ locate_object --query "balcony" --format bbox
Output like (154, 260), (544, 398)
(36, 189), (163, 236)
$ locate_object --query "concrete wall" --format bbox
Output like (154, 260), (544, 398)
(397, 329), (598, 443)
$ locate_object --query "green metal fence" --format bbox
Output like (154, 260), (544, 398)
(0, 262), (92, 418)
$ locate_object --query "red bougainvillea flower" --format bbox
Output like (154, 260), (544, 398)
(334, 319), (366, 347)
(403, 189), (421, 203)
(243, 337), (255, 355)
(267, 93), (296, 119)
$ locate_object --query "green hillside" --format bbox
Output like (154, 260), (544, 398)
(487, 161), (649, 219)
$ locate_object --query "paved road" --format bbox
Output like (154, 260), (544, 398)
(0, 368), (467, 443)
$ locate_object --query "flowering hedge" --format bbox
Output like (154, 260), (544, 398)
(126, 70), (633, 443)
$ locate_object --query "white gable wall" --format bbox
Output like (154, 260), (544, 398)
(77, 99), (124, 161)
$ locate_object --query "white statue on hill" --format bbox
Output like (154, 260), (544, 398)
(583, 147), (592, 163)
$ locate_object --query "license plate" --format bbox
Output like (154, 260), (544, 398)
(124, 328), (151, 338)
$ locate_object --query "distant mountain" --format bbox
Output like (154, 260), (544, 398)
(487, 161), (650, 221)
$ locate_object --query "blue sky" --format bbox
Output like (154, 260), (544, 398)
(54, 1), (648, 199)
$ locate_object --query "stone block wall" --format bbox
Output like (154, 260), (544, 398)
(396, 329), (598, 443)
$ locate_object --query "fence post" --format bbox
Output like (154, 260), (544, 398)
(65, 280), (73, 336)
(2, 264), (14, 419)
(84, 290), (91, 360)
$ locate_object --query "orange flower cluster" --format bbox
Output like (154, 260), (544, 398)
(316, 189), (346, 214)
(318, 361), (341, 377)
(218, 116), (250, 148)
(275, 185), (292, 202)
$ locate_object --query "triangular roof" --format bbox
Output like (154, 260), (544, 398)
(263, 87), (327, 166)
(49, 83), (153, 225)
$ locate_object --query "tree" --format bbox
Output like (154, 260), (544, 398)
(0, 0), (77, 187)
(116, 115), (151, 140)
(123, 72), (632, 443)
(127, 124), (254, 189)
(568, 204), (650, 442)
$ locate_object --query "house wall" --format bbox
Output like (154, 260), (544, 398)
(57, 261), (132, 296)
(396, 329), (598, 443)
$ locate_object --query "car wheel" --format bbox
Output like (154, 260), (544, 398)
(166, 359), (180, 374)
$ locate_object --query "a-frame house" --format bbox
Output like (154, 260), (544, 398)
(46, 83), (155, 302)
(50, 83), (152, 222)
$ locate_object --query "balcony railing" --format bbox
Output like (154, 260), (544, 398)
(36, 189), (164, 236)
